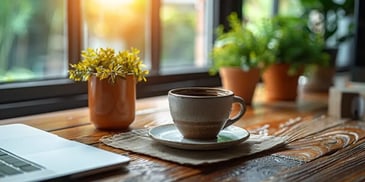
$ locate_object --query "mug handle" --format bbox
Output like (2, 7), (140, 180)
(223, 96), (246, 128)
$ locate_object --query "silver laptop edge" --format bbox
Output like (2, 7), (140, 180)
(0, 124), (130, 182)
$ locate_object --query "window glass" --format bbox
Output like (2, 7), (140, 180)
(279, 0), (303, 16)
(243, 0), (272, 24)
(82, 0), (149, 67)
(161, 0), (208, 72)
(0, 0), (67, 83)
(82, 0), (210, 73)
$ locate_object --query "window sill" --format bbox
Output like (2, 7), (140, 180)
(0, 72), (221, 119)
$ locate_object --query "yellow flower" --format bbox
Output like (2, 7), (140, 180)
(69, 47), (149, 83)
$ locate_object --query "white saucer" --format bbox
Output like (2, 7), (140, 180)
(148, 124), (250, 150)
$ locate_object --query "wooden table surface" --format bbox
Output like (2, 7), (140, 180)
(1, 84), (365, 182)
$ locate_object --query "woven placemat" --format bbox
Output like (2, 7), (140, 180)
(100, 128), (285, 165)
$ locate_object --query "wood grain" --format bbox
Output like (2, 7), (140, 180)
(269, 139), (365, 182)
(1, 85), (364, 181)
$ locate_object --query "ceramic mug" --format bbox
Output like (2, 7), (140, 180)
(168, 87), (246, 140)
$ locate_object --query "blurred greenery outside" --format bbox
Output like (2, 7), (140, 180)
(243, 0), (304, 28)
(0, 0), (65, 83)
(161, 3), (196, 68)
(243, 0), (273, 25)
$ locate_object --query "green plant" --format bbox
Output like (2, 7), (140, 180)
(69, 47), (149, 83)
(300, 0), (355, 47)
(255, 15), (329, 74)
(209, 13), (271, 75)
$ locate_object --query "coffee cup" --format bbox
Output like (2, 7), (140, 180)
(168, 87), (246, 140)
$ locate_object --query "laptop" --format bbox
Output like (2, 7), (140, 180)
(0, 124), (130, 182)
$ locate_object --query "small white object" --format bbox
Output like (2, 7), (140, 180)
(328, 86), (365, 120)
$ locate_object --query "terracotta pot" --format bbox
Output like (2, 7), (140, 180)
(88, 75), (136, 129)
(302, 66), (336, 92)
(219, 67), (260, 105)
(303, 48), (338, 92)
(262, 63), (302, 101)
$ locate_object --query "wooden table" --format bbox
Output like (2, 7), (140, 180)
(1, 84), (365, 181)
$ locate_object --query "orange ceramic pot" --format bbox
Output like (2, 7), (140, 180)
(302, 66), (335, 92)
(262, 63), (302, 101)
(88, 75), (136, 129)
(219, 67), (260, 105)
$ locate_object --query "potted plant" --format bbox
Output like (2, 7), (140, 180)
(210, 13), (272, 105)
(300, 0), (355, 92)
(256, 16), (329, 101)
(69, 47), (149, 130)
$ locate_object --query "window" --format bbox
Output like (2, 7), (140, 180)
(279, 0), (303, 16)
(0, 0), (222, 119)
(82, 0), (147, 61)
(81, 0), (211, 74)
(0, 0), (67, 83)
(243, 0), (273, 24)
(160, 0), (208, 73)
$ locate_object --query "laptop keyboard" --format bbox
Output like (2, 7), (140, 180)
(0, 148), (43, 178)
